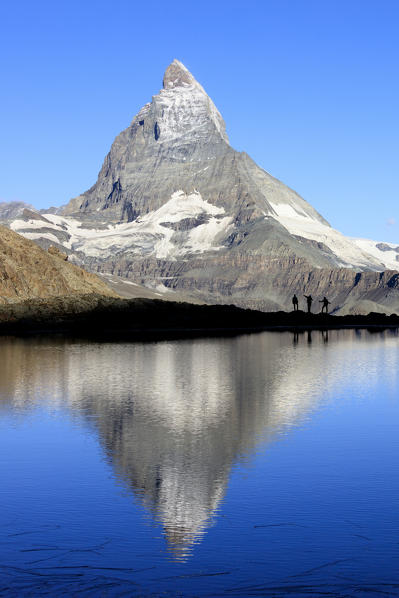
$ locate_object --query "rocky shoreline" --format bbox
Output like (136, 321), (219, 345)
(0, 295), (398, 340)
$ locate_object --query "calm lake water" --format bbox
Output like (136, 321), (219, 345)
(1, 330), (399, 597)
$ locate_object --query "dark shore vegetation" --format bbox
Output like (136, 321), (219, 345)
(0, 295), (398, 340)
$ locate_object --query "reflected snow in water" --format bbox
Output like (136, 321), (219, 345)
(0, 330), (399, 596)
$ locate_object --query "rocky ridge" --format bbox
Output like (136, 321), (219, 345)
(0, 201), (35, 221)
(0, 225), (116, 305)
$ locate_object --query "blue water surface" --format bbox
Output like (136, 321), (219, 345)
(0, 330), (399, 596)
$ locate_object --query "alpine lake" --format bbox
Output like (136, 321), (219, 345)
(1, 329), (399, 597)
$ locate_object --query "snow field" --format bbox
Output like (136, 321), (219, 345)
(12, 191), (233, 260)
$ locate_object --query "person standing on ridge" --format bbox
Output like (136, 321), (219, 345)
(292, 294), (299, 311)
(320, 296), (331, 313)
(304, 294), (313, 313)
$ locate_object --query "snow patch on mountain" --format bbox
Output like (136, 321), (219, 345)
(21, 231), (63, 245)
(11, 191), (232, 260)
(268, 201), (386, 270)
(353, 238), (399, 270)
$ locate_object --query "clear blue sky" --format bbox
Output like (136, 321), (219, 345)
(1, 0), (398, 242)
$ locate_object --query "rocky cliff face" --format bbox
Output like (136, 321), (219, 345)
(5, 60), (399, 314)
(0, 201), (35, 221)
(0, 225), (116, 304)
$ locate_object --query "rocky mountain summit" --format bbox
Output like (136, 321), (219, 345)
(5, 60), (399, 314)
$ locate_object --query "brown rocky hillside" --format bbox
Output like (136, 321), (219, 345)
(0, 225), (117, 303)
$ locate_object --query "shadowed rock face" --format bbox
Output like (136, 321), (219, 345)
(5, 60), (399, 313)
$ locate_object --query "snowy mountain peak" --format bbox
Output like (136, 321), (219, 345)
(6, 60), (399, 314)
(156, 59), (229, 145)
(163, 59), (196, 89)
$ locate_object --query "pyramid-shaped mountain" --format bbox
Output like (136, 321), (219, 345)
(10, 60), (399, 313)
(63, 60), (379, 269)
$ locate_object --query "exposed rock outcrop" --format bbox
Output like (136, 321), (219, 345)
(0, 225), (117, 304)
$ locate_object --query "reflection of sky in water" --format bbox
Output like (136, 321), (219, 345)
(0, 330), (399, 594)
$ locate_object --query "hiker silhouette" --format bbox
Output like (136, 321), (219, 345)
(319, 297), (331, 313)
(304, 295), (313, 313)
(292, 294), (299, 311)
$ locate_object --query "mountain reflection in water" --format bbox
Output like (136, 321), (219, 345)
(0, 330), (397, 561)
